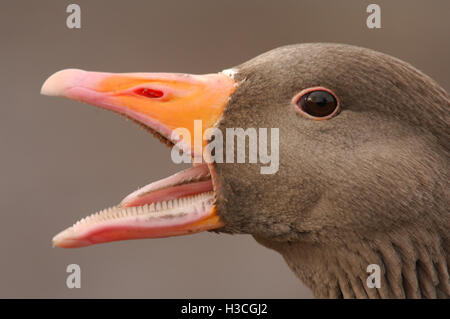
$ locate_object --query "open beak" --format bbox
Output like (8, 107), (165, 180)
(41, 69), (236, 248)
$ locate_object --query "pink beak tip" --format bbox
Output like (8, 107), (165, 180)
(41, 68), (86, 96)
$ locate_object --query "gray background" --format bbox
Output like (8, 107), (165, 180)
(0, 0), (449, 298)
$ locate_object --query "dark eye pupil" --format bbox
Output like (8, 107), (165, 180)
(298, 90), (337, 117)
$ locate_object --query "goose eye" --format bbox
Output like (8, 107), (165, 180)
(294, 87), (339, 119)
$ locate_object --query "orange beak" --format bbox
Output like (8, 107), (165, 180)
(41, 69), (236, 248)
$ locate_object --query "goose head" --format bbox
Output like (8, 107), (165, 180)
(41, 43), (449, 298)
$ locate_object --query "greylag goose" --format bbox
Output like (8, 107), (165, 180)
(41, 43), (449, 299)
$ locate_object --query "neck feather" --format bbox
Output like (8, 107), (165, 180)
(257, 226), (450, 298)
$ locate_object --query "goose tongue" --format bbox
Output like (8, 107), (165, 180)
(120, 164), (212, 207)
(41, 69), (236, 248)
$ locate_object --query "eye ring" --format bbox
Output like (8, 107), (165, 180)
(292, 87), (340, 120)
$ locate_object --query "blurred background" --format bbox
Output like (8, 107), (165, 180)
(0, 0), (448, 298)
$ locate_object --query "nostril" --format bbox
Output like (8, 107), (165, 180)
(134, 87), (164, 98)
